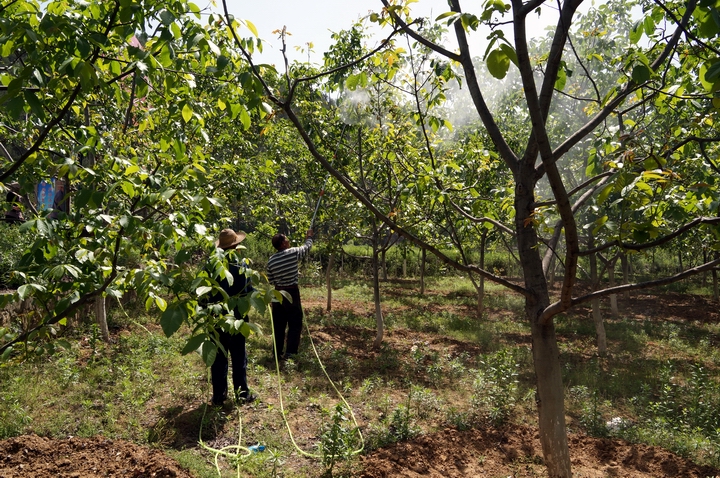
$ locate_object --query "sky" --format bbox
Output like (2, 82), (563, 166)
(205, 0), (577, 68)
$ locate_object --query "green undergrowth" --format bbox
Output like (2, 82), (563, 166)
(1, 276), (719, 476)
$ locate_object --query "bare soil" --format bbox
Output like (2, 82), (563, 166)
(0, 434), (193, 477)
(1, 288), (718, 477)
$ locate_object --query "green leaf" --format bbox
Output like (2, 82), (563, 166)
(196, 286), (212, 297)
(597, 183), (614, 205)
(155, 296), (168, 312)
(181, 333), (207, 355)
(239, 321), (251, 338)
(182, 103), (193, 123)
(239, 105), (251, 130)
(632, 65), (651, 83)
(24, 90), (46, 121)
(487, 49), (511, 79)
(704, 60), (720, 83)
(199, 339), (217, 367)
(250, 293), (267, 315)
(555, 66), (567, 91)
(629, 21), (643, 44)
(160, 303), (187, 337)
(245, 19), (259, 37)
(159, 10), (175, 25)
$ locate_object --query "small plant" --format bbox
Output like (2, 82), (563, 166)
(474, 349), (519, 426)
(409, 385), (441, 419)
(318, 403), (360, 476)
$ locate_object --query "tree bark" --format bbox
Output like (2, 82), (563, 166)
(478, 230), (487, 317)
(326, 252), (334, 312)
(547, 253), (556, 289)
(94, 296), (110, 343)
(621, 252), (630, 301)
(588, 235), (607, 355)
(372, 229), (384, 348)
(608, 260), (618, 317)
(678, 250), (683, 273)
(515, 172), (571, 478)
(420, 248), (426, 295)
(381, 249), (388, 281)
(713, 252), (719, 302)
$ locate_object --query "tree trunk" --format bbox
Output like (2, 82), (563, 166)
(713, 252), (719, 302)
(678, 250), (683, 273)
(608, 260), (618, 317)
(326, 252), (334, 312)
(381, 249), (388, 281)
(621, 252), (630, 301)
(588, 237), (607, 355)
(477, 230), (487, 317)
(94, 296), (110, 342)
(372, 236), (384, 349)
(515, 173), (571, 478)
(420, 248), (426, 295)
(547, 253), (556, 289)
(702, 248), (708, 288)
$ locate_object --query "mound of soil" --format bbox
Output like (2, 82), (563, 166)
(0, 434), (193, 478)
(361, 425), (720, 478)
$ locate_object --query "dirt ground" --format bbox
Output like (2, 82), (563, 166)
(0, 434), (193, 477)
(0, 289), (718, 477)
(1, 425), (718, 478)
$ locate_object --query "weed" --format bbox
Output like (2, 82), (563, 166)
(445, 406), (474, 431)
(365, 401), (419, 450)
(409, 385), (442, 419)
(318, 403), (360, 476)
(577, 387), (610, 437)
(473, 349), (519, 426)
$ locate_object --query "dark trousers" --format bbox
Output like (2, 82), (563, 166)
(272, 286), (303, 356)
(211, 329), (248, 402)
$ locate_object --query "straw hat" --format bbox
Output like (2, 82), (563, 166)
(215, 228), (246, 249)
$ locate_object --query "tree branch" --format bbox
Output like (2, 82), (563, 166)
(580, 217), (720, 256)
(539, 257), (720, 323)
(379, 0), (462, 62)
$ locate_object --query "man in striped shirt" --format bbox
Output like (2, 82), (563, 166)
(267, 229), (313, 359)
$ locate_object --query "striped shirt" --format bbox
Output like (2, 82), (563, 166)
(267, 238), (313, 287)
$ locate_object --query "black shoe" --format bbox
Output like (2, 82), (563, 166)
(237, 391), (257, 404)
(211, 392), (228, 406)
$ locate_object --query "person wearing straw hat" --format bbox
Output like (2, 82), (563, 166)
(208, 228), (256, 406)
(267, 229), (313, 361)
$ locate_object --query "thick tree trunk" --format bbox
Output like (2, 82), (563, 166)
(372, 240), (384, 349)
(515, 175), (571, 478)
(420, 248), (426, 295)
(94, 296), (110, 342)
(326, 252), (334, 312)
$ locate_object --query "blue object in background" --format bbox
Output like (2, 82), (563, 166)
(36, 179), (55, 211)
(248, 444), (265, 453)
